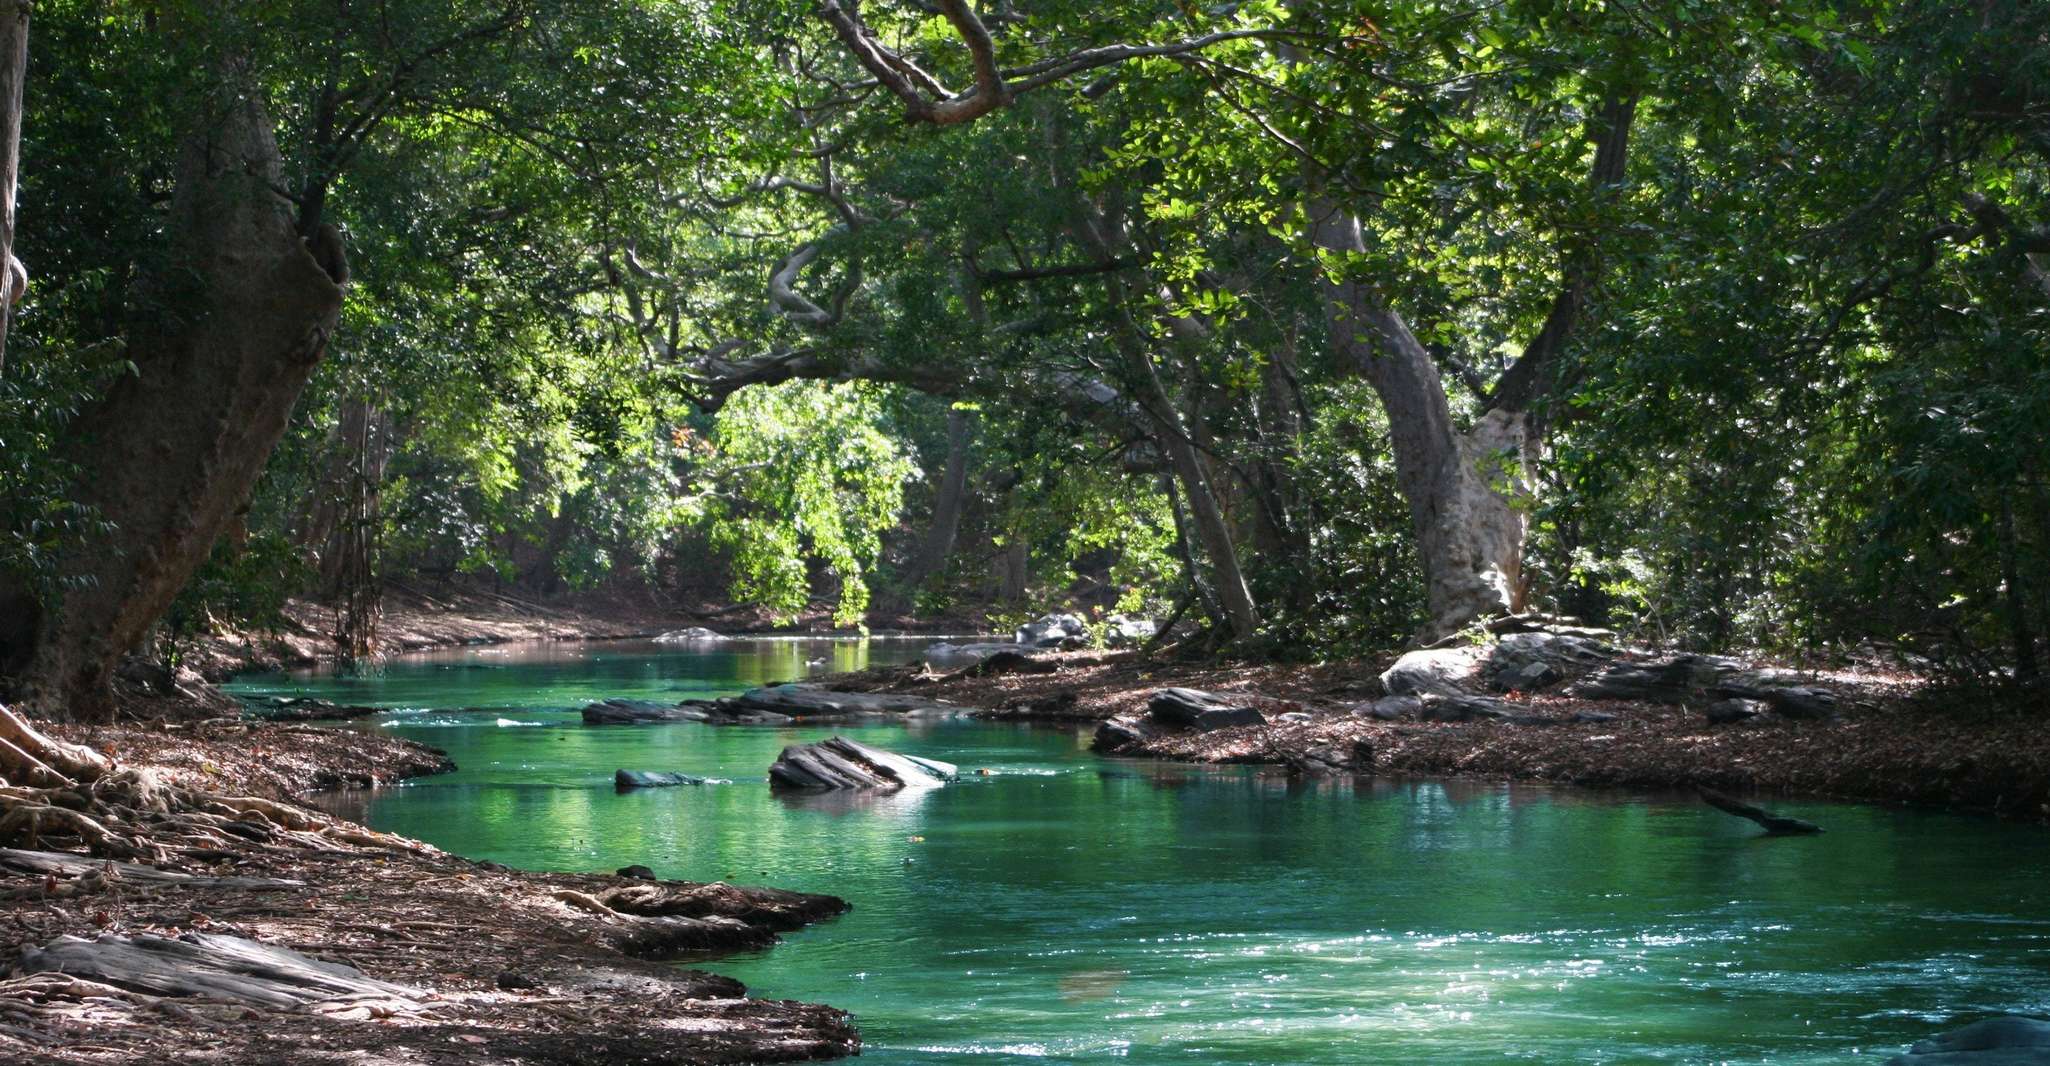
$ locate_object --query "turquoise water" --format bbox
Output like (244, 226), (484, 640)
(226, 640), (2050, 1063)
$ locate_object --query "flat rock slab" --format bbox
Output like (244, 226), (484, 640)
(925, 641), (1047, 665)
(1887, 1016), (2050, 1065)
(768, 736), (957, 791)
(15, 932), (416, 1010)
(614, 770), (712, 790)
(1148, 688), (1267, 730)
(581, 698), (710, 725)
(726, 684), (967, 720)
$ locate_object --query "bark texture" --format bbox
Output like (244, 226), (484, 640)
(0, 0), (28, 371)
(1309, 202), (1531, 637)
(888, 407), (972, 611)
(0, 88), (344, 719)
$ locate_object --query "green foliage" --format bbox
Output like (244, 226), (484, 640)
(692, 382), (916, 626)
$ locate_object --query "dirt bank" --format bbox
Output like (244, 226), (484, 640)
(1, 714), (860, 1064)
(840, 650), (2050, 821)
(188, 580), (996, 681)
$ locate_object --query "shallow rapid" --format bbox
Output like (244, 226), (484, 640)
(226, 639), (2050, 1063)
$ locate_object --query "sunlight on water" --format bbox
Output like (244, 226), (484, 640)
(226, 640), (2050, 1064)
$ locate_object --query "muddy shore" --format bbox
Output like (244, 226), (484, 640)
(2, 716), (860, 1064)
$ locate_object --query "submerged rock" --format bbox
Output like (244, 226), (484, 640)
(1886, 1016), (2050, 1065)
(768, 736), (956, 791)
(581, 699), (709, 725)
(614, 770), (710, 790)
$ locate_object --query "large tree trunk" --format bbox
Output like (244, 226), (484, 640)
(889, 407), (973, 611)
(0, 0), (28, 372)
(0, 87), (345, 720)
(1307, 201), (1531, 638)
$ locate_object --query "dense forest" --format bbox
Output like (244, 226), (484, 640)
(2, 0), (2045, 719)
(0, 3), (2046, 1064)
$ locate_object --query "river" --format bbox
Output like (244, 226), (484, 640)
(224, 638), (2050, 1063)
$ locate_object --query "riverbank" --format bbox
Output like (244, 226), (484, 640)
(1, 713), (860, 1064)
(839, 647), (2050, 821)
(186, 580), (995, 682)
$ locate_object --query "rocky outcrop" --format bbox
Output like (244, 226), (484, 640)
(1571, 656), (1841, 718)
(581, 699), (710, 725)
(1885, 1016), (2050, 1065)
(1481, 631), (1618, 692)
(767, 736), (956, 790)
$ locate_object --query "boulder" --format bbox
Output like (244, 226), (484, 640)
(1356, 695), (1421, 721)
(614, 770), (709, 790)
(1705, 698), (1765, 725)
(1285, 740), (1374, 776)
(1015, 612), (1087, 648)
(1147, 688), (1266, 731)
(1721, 682), (1839, 720)
(1379, 646), (1483, 696)
(1482, 631), (1618, 692)
(1886, 1016), (2050, 1065)
(652, 627), (724, 643)
(616, 864), (658, 880)
(768, 736), (956, 791)
(1416, 692), (1512, 722)
(925, 641), (1041, 666)
(1091, 716), (1161, 755)
(1102, 615), (1158, 646)
(1568, 655), (1737, 703)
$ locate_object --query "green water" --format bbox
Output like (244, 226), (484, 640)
(226, 640), (2050, 1063)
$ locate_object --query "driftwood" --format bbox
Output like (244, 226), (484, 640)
(0, 847), (299, 893)
(768, 736), (956, 790)
(1700, 789), (1823, 835)
(14, 932), (416, 1012)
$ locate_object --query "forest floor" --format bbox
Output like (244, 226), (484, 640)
(837, 649), (2050, 821)
(0, 716), (860, 1064)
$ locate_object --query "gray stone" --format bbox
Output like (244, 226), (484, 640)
(1482, 631), (1617, 692)
(1379, 646), (1484, 696)
(582, 699), (708, 725)
(1102, 615), (1158, 646)
(1568, 655), (1737, 703)
(1286, 740), (1373, 776)
(925, 641), (1041, 665)
(1705, 698), (1765, 725)
(1359, 695), (1421, 720)
(1886, 1016), (2050, 1065)
(1416, 692), (1512, 722)
(652, 627), (723, 643)
(1274, 711), (1313, 723)
(1148, 688), (1265, 729)
(768, 736), (956, 791)
(614, 770), (709, 790)
(1015, 612), (1088, 647)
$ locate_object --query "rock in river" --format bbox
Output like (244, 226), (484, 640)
(1885, 1015), (2050, 1065)
(615, 770), (710, 790)
(768, 736), (957, 791)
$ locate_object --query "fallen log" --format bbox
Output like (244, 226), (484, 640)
(13, 932), (417, 1011)
(1700, 789), (1823, 836)
(0, 847), (300, 891)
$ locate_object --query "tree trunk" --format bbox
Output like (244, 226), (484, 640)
(0, 86), (345, 720)
(890, 407), (972, 611)
(996, 534), (1028, 604)
(0, 0), (28, 372)
(1307, 201), (1531, 638)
